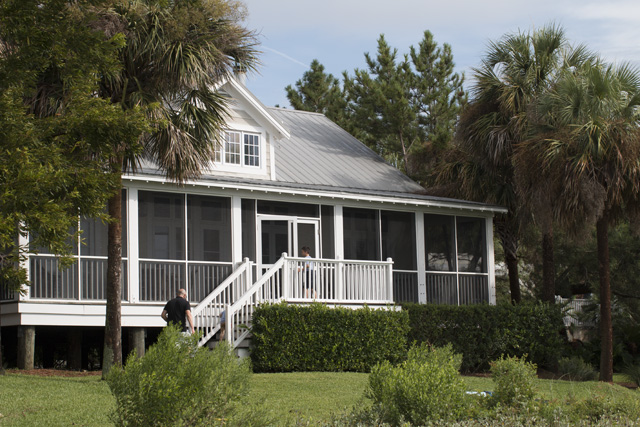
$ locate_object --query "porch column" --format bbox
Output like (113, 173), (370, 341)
(128, 187), (140, 303)
(415, 212), (427, 304)
(486, 216), (497, 305)
(17, 325), (35, 370)
(68, 328), (82, 370)
(128, 327), (145, 358)
(231, 196), (243, 265)
(334, 205), (344, 260)
(18, 228), (30, 299)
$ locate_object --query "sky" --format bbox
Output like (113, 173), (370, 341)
(239, 0), (640, 108)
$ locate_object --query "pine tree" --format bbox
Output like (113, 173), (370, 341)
(285, 59), (347, 127)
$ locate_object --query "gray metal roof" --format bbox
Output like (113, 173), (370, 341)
(268, 108), (426, 195)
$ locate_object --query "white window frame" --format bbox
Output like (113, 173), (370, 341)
(214, 130), (264, 171)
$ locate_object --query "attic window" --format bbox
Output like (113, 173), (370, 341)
(215, 131), (261, 168)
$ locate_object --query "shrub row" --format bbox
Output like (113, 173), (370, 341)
(250, 303), (409, 373)
(403, 303), (565, 372)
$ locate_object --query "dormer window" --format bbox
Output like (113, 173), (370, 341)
(215, 130), (261, 167)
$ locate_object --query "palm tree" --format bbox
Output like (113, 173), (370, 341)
(98, 0), (258, 376)
(518, 60), (640, 381)
(438, 24), (590, 303)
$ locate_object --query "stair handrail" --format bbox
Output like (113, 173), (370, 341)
(192, 257), (252, 346)
(225, 254), (287, 348)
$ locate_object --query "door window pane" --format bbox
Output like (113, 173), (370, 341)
(343, 208), (379, 261)
(187, 195), (231, 261)
(261, 220), (289, 264)
(456, 217), (486, 273)
(139, 191), (184, 260)
(382, 211), (416, 270)
(424, 214), (456, 271)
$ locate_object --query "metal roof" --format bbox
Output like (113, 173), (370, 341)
(268, 107), (426, 195)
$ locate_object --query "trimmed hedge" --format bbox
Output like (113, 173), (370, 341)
(250, 303), (409, 373)
(403, 303), (565, 372)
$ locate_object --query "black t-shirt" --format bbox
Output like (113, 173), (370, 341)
(163, 297), (191, 331)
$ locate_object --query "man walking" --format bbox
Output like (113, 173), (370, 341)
(161, 288), (195, 335)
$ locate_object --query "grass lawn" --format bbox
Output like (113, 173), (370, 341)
(0, 371), (637, 426)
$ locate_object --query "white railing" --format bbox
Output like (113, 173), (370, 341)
(556, 297), (594, 327)
(225, 256), (287, 348)
(283, 256), (394, 303)
(191, 258), (252, 346)
(29, 255), (128, 301)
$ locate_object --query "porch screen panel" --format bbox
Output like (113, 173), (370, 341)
(321, 205), (335, 259)
(257, 200), (319, 218)
(381, 211), (416, 270)
(80, 190), (127, 257)
(343, 207), (379, 261)
(424, 214), (456, 271)
(456, 217), (486, 273)
(187, 195), (231, 262)
(138, 191), (185, 260)
(241, 199), (256, 261)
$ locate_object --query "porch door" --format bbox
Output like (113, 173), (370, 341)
(257, 216), (319, 274)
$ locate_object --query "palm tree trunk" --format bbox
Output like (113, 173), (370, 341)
(102, 172), (123, 379)
(541, 227), (555, 303)
(496, 220), (521, 304)
(596, 214), (613, 382)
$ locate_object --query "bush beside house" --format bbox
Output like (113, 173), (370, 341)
(404, 303), (565, 372)
(250, 303), (409, 373)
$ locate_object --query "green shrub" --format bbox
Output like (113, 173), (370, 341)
(490, 355), (537, 408)
(572, 390), (640, 422)
(367, 344), (469, 425)
(404, 302), (564, 372)
(251, 302), (409, 373)
(557, 356), (598, 381)
(106, 325), (270, 426)
(622, 363), (640, 387)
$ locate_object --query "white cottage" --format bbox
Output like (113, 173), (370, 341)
(1, 78), (504, 368)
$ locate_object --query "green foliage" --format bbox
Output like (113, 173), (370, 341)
(367, 344), (469, 425)
(404, 303), (564, 371)
(0, 0), (150, 292)
(251, 303), (409, 373)
(490, 355), (537, 408)
(106, 325), (269, 427)
(285, 59), (348, 127)
(557, 356), (598, 381)
(571, 390), (640, 422)
(622, 363), (640, 387)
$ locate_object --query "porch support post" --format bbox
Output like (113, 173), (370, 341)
(17, 325), (35, 370)
(486, 216), (496, 305)
(128, 327), (145, 358)
(18, 227), (30, 300)
(334, 205), (344, 300)
(128, 187), (140, 303)
(415, 212), (427, 304)
(68, 328), (82, 370)
(334, 205), (344, 260)
(231, 196), (243, 265)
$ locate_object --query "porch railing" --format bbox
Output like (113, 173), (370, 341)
(283, 256), (394, 303)
(426, 272), (488, 305)
(29, 255), (127, 301)
(139, 260), (233, 303)
(191, 258), (252, 346)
